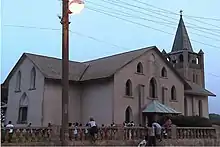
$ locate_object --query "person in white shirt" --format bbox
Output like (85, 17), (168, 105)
(6, 121), (14, 143)
(152, 122), (162, 141)
(74, 123), (78, 140)
(88, 117), (98, 142)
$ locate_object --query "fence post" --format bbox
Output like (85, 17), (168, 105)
(213, 125), (220, 140)
(171, 124), (177, 139)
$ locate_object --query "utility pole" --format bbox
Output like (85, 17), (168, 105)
(61, 0), (69, 145)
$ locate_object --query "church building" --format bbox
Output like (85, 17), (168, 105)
(4, 14), (215, 126)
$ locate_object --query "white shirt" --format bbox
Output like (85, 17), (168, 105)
(74, 126), (78, 135)
(6, 124), (14, 133)
(153, 122), (162, 135)
(88, 121), (96, 127)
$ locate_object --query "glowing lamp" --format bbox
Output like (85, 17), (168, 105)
(69, 0), (85, 14)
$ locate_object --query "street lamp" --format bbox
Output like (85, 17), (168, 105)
(61, 0), (84, 145)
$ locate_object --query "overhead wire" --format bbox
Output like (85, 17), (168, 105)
(99, 0), (220, 37)
(127, 0), (220, 30)
(3, 24), (129, 50)
(129, 0), (220, 22)
(86, 1), (220, 42)
(3, 24), (220, 79)
(85, 7), (220, 49)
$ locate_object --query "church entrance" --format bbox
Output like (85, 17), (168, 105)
(125, 106), (133, 123)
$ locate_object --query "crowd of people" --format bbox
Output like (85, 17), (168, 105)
(1, 116), (172, 146)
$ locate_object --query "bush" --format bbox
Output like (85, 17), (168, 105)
(159, 115), (212, 127)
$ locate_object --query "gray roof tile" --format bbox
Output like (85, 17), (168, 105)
(171, 15), (193, 52)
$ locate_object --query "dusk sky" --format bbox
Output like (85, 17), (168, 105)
(1, 0), (220, 114)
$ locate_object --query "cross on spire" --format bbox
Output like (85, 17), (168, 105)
(180, 10), (183, 17)
(171, 10), (193, 52)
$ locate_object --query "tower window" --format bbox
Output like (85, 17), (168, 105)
(179, 54), (184, 62)
(196, 57), (199, 64)
(193, 73), (196, 83)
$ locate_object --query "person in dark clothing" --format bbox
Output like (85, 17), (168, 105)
(147, 123), (156, 146)
(88, 117), (98, 142)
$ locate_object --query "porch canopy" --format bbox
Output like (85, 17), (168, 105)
(142, 100), (181, 114)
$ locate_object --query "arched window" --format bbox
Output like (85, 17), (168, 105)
(196, 74), (198, 84)
(171, 86), (176, 100)
(18, 93), (28, 124)
(16, 71), (21, 91)
(30, 67), (36, 89)
(149, 78), (157, 98)
(179, 54), (184, 62)
(137, 62), (143, 73)
(161, 67), (167, 77)
(184, 97), (188, 116)
(199, 100), (203, 117)
(193, 73), (196, 83)
(125, 80), (132, 96)
(196, 57), (199, 64)
(125, 106), (133, 123)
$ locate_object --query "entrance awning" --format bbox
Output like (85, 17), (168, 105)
(142, 100), (181, 114)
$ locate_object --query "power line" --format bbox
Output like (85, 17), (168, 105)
(3, 24), (129, 50)
(103, 0), (220, 37)
(69, 30), (129, 49)
(3, 24), (220, 79)
(94, 0), (220, 37)
(208, 73), (220, 78)
(86, 2), (220, 42)
(129, 0), (220, 22)
(4, 24), (60, 31)
(85, 7), (220, 49)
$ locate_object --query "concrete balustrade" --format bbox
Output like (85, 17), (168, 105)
(1, 125), (220, 146)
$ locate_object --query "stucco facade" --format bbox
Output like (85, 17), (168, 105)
(6, 58), (45, 126)
(4, 15), (215, 127)
(113, 49), (184, 124)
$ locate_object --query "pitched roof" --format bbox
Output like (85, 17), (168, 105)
(171, 15), (193, 52)
(81, 46), (155, 81)
(185, 81), (216, 97)
(142, 100), (181, 114)
(25, 53), (88, 81)
(3, 46), (188, 86)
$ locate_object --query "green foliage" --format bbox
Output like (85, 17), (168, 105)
(159, 115), (212, 127)
(209, 113), (220, 126)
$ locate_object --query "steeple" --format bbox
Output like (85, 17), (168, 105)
(171, 10), (193, 52)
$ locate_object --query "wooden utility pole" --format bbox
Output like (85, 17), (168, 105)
(61, 0), (69, 145)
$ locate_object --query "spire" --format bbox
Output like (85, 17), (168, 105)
(171, 10), (193, 52)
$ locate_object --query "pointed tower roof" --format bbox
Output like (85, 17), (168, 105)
(171, 11), (193, 52)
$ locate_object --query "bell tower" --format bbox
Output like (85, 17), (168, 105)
(163, 11), (205, 87)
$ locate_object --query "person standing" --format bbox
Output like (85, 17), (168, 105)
(6, 121), (14, 143)
(152, 122), (162, 141)
(147, 123), (156, 146)
(88, 117), (98, 142)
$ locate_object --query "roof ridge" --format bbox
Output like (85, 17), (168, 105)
(24, 52), (82, 64)
(83, 46), (156, 63)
